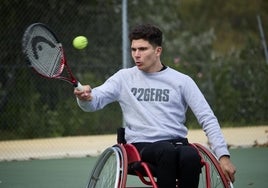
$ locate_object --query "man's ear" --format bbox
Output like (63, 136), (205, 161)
(155, 46), (162, 56)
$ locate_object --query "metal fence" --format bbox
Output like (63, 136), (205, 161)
(0, 0), (125, 141)
(0, 0), (268, 160)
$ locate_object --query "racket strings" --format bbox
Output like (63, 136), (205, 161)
(24, 25), (64, 78)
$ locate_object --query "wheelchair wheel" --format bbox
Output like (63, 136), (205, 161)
(193, 143), (232, 188)
(86, 145), (127, 188)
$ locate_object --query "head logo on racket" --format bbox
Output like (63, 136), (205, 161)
(22, 23), (83, 90)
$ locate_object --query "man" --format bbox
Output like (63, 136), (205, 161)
(74, 23), (236, 188)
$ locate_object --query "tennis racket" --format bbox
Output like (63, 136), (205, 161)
(22, 23), (83, 90)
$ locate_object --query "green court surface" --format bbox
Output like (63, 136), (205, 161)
(0, 147), (267, 188)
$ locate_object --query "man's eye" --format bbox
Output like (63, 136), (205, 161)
(139, 47), (146, 51)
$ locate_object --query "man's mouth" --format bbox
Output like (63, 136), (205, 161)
(135, 61), (142, 66)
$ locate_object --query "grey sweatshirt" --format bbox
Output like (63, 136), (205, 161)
(77, 66), (230, 159)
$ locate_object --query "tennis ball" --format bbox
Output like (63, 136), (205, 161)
(72, 36), (88, 50)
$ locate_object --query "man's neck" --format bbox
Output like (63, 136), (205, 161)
(159, 64), (167, 71)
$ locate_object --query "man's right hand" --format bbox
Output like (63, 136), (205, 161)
(74, 85), (93, 101)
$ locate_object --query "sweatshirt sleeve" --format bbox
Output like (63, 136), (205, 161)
(76, 71), (122, 112)
(183, 76), (230, 159)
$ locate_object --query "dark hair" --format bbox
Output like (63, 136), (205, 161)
(129, 24), (162, 47)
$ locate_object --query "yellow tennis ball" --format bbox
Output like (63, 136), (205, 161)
(72, 36), (88, 50)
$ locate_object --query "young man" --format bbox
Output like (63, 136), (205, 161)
(74, 24), (236, 188)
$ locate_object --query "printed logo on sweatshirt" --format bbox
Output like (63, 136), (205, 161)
(131, 88), (169, 102)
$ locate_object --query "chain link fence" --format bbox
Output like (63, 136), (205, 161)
(1, 0), (268, 160)
(1, 0), (126, 141)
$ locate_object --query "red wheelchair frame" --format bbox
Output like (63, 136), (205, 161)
(86, 132), (232, 188)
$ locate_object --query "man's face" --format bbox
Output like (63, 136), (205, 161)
(131, 39), (162, 73)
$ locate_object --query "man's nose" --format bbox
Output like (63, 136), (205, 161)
(134, 50), (141, 57)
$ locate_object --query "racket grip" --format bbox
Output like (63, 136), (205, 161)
(75, 81), (84, 91)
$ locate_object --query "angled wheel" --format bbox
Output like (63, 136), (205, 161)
(86, 145), (127, 188)
(193, 143), (233, 188)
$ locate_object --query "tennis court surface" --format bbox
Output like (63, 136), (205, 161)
(0, 126), (267, 188)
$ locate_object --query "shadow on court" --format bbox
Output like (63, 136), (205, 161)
(0, 147), (267, 188)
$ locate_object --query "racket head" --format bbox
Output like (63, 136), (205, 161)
(22, 23), (65, 79)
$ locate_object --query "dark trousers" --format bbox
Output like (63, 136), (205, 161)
(133, 141), (202, 188)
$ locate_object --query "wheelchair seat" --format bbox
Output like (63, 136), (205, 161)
(123, 143), (158, 187)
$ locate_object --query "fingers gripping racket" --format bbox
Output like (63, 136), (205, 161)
(22, 23), (83, 90)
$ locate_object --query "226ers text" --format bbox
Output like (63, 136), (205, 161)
(131, 88), (169, 102)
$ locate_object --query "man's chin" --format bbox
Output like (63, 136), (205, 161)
(136, 64), (143, 69)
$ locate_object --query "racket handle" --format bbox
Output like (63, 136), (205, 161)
(75, 81), (84, 91)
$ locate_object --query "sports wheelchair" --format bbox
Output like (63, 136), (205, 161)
(86, 128), (233, 188)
